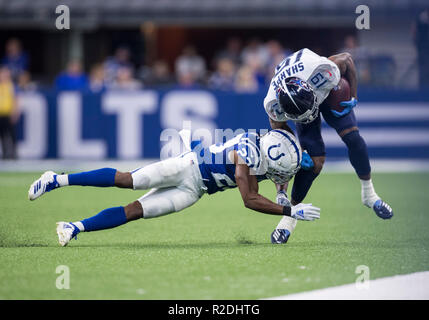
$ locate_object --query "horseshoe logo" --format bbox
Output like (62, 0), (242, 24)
(268, 143), (285, 161)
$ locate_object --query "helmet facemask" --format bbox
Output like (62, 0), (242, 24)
(276, 77), (318, 124)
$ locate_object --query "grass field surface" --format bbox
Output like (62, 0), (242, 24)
(1, 172), (428, 299)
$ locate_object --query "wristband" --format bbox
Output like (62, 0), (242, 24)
(283, 206), (291, 216)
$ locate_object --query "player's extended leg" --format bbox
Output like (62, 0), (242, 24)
(28, 153), (197, 200)
(56, 186), (202, 246)
(28, 168), (128, 200)
(272, 117), (325, 244)
(56, 153), (205, 246)
(321, 105), (393, 219)
(291, 115), (326, 206)
(268, 118), (298, 242)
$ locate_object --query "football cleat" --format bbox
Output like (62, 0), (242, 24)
(28, 171), (60, 201)
(56, 222), (79, 247)
(373, 199), (393, 220)
(271, 229), (291, 244)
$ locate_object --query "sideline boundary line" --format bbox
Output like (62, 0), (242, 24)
(264, 271), (429, 300)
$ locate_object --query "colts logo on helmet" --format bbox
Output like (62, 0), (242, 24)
(268, 143), (285, 161)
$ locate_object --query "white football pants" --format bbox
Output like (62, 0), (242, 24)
(131, 152), (206, 218)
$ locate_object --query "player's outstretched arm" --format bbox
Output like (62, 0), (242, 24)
(234, 151), (320, 220)
(328, 52), (358, 100)
(235, 162), (320, 220)
(235, 161), (286, 216)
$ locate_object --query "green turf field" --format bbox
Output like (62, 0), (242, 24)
(1, 171), (428, 299)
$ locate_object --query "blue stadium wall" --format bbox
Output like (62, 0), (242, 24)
(14, 88), (429, 160)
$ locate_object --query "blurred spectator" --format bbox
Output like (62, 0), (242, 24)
(243, 51), (267, 88)
(234, 65), (259, 93)
(208, 57), (236, 91)
(341, 35), (371, 85)
(89, 63), (106, 93)
(265, 40), (290, 78)
(104, 46), (134, 85)
(413, 8), (429, 89)
(0, 66), (18, 159)
(17, 71), (37, 92)
(241, 38), (270, 72)
(1, 38), (29, 82)
(175, 45), (206, 83)
(176, 71), (201, 89)
(109, 66), (142, 90)
(55, 60), (88, 91)
(143, 60), (173, 87)
(215, 37), (242, 66)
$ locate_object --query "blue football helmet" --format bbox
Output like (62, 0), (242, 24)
(276, 77), (318, 124)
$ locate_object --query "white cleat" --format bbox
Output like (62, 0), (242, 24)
(28, 171), (60, 201)
(56, 222), (78, 247)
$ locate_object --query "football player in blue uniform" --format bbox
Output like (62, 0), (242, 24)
(265, 48), (393, 244)
(28, 129), (320, 246)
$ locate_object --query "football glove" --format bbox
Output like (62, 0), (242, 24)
(291, 203), (320, 221)
(301, 151), (314, 170)
(331, 97), (357, 118)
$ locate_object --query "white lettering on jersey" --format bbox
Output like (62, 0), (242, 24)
(264, 48), (341, 122)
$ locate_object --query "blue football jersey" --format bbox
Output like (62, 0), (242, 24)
(196, 131), (267, 194)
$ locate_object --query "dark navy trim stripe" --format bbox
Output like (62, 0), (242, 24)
(271, 130), (301, 169)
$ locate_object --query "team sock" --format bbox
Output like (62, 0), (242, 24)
(79, 206), (128, 232)
(340, 131), (380, 207)
(56, 174), (69, 186)
(276, 215), (297, 233)
(57, 168), (117, 187)
(360, 179), (380, 208)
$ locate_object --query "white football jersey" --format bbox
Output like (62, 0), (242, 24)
(264, 48), (341, 122)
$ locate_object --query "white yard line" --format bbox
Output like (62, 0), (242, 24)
(265, 271), (429, 300)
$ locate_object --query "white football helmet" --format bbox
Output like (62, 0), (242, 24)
(260, 129), (302, 184)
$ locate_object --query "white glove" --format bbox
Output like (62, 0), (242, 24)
(276, 190), (291, 207)
(290, 203), (320, 221)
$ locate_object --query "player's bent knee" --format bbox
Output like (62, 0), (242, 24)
(124, 201), (143, 221)
(138, 188), (200, 219)
(338, 126), (358, 138)
(341, 129), (366, 151)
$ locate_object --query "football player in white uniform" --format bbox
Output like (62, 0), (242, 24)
(28, 129), (320, 246)
(265, 48), (393, 244)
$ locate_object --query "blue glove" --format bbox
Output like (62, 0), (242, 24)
(301, 151), (314, 170)
(331, 97), (358, 118)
